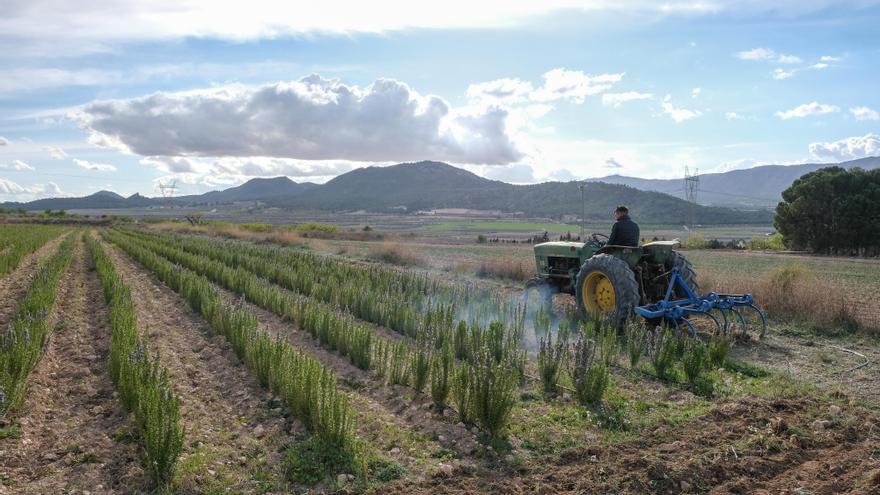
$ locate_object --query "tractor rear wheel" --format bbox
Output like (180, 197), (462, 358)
(671, 251), (699, 295)
(575, 254), (640, 326)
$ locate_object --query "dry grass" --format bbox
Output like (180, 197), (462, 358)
(367, 242), (423, 267)
(700, 262), (863, 331)
(148, 222), (303, 245)
(475, 257), (536, 282)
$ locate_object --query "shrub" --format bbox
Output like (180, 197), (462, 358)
(707, 335), (730, 368)
(430, 340), (453, 408)
(367, 242), (422, 266)
(647, 328), (677, 381)
(475, 257), (534, 281)
(470, 358), (518, 439)
(625, 322), (647, 368)
(681, 338), (707, 385)
(476, 234), (487, 244)
(411, 345), (430, 393)
(569, 336), (610, 406)
(681, 233), (707, 249)
(451, 365), (473, 424)
(537, 332), (565, 395)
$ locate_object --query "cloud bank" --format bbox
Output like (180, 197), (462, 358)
(808, 133), (880, 161)
(76, 74), (523, 165)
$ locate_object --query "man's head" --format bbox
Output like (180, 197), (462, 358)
(614, 205), (629, 220)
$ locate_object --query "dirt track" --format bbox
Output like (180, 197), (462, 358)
(0, 236), (144, 494)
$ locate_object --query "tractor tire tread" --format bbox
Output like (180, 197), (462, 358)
(575, 254), (640, 326)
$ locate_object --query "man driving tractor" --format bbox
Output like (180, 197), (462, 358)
(607, 205), (639, 247)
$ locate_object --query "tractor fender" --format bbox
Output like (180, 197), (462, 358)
(575, 254), (640, 327)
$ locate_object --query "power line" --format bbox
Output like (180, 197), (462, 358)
(684, 166), (700, 229)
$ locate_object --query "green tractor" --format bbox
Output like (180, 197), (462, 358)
(524, 234), (698, 325)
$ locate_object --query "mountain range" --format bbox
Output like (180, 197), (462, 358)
(588, 156), (880, 208)
(8, 157), (875, 224)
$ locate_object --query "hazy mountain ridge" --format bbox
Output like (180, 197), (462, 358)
(589, 156), (880, 208)
(16, 158), (872, 224)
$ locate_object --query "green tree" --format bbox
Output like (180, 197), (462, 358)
(775, 167), (880, 255)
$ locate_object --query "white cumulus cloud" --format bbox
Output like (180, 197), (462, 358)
(601, 91), (653, 107)
(660, 95), (702, 123)
(808, 133), (880, 161)
(530, 69), (624, 103)
(850, 106), (880, 121)
(775, 102), (839, 120)
(820, 55), (840, 62)
(773, 68), (796, 80)
(0, 178), (63, 199)
(725, 112), (745, 120)
(44, 146), (67, 159)
(737, 47), (776, 61)
(776, 54), (802, 64)
(0, 137), (8, 146)
(73, 158), (117, 171)
(75, 74), (523, 165)
(0, 160), (35, 171)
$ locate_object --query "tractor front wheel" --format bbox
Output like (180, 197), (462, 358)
(575, 254), (640, 326)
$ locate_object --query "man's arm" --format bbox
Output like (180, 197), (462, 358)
(607, 222), (619, 245)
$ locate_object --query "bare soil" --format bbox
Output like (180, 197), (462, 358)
(101, 238), (297, 493)
(0, 234), (66, 328)
(0, 235), (144, 494)
(381, 395), (880, 494)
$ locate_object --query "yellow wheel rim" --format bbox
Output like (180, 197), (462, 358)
(583, 271), (616, 313)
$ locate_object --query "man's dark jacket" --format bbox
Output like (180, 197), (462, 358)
(608, 215), (640, 247)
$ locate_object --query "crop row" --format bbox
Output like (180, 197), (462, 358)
(85, 233), (184, 487)
(102, 231), (356, 450)
(121, 228), (526, 349)
(0, 224), (66, 276)
(0, 231), (75, 419)
(110, 229), (525, 438)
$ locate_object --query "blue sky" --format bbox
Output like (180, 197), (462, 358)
(1, 1), (878, 201)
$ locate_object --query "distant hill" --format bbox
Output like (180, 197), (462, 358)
(174, 176), (316, 205)
(281, 161), (771, 224)
(589, 156), (880, 208)
(4, 160), (775, 224)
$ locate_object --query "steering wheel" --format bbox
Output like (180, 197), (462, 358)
(588, 233), (608, 248)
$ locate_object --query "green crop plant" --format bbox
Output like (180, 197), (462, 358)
(569, 335), (610, 406)
(470, 357), (518, 439)
(86, 233), (184, 487)
(537, 331), (565, 395)
(625, 322), (647, 368)
(0, 231), (74, 419)
(105, 230), (355, 450)
(681, 338), (707, 385)
(647, 328), (678, 381)
(0, 225), (65, 276)
(387, 341), (411, 387)
(707, 335), (730, 368)
(451, 365), (473, 424)
(430, 340), (453, 408)
(410, 343), (430, 393)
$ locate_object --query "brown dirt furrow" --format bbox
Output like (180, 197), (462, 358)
(215, 286), (481, 474)
(0, 234), (66, 328)
(100, 239), (297, 493)
(0, 235), (144, 494)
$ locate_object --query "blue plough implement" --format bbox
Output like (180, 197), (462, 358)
(634, 268), (767, 338)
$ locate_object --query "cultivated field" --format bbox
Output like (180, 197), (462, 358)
(1, 222), (879, 494)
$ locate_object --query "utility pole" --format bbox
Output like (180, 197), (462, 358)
(683, 166), (700, 230)
(578, 183), (586, 239)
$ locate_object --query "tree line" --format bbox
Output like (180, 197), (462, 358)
(775, 166), (880, 256)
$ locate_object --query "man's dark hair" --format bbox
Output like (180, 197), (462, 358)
(615, 205), (629, 214)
